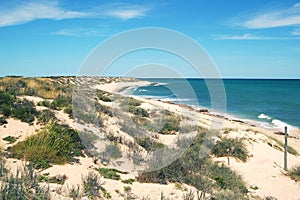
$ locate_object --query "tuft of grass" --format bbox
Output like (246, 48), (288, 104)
(0, 160), (51, 199)
(267, 136), (299, 156)
(39, 173), (67, 185)
(10, 122), (84, 169)
(96, 168), (121, 180)
(3, 136), (17, 144)
(223, 128), (237, 134)
(122, 178), (135, 184)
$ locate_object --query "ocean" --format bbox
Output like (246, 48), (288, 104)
(130, 79), (300, 132)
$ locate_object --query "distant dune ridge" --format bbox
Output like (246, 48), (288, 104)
(0, 76), (299, 199)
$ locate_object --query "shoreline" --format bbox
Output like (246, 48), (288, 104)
(114, 80), (300, 138)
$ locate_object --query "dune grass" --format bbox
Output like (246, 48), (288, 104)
(9, 122), (84, 169)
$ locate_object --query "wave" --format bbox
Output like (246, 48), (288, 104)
(152, 82), (169, 86)
(258, 113), (272, 120)
(138, 89), (148, 92)
(271, 119), (297, 132)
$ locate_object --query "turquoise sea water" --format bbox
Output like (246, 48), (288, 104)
(131, 79), (300, 131)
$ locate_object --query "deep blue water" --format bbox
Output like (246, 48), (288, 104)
(131, 79), (300, 131)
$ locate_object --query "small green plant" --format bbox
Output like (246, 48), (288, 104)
(288, 165), (300, 181)
(82, 172), (103, 199)
(96, 168), (121, 180)
(38, 109), (56, 125)
(122, 178), (135, 184)
(124, 186), (131, 192)
(2, 136), (17, 144)
(250, 185), (259, 190)
(0, 117), (7, 125)
(39, 173), (67, 184)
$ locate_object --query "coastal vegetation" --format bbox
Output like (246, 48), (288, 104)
(9, 122), (83, 169)
(137, 134), (248, 199)
(288, 165), (300, 181)
(211, 138), (248, 162)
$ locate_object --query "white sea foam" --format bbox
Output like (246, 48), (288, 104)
(258, 113), (272, 120)
(271, 119), (297, 133)
(138, 89), (147, 92)
(153, 82), (169, 86)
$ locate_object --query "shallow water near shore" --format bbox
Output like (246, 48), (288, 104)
(130, 78), (300, 133)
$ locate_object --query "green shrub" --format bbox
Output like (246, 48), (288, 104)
(38, 109), (56, 125)
(136, 137), (164, 152)
(288, 166), (300, 181)
(0, 162), (50, 199)
(137, 134), (248, 197)
(122, 178), (135, 184)
(50, 95), (72, 110)
(11, 99), (37, 123)
(39, 173), (67, 184)
(96, 168), (121, 180)
(10, 123), (84, 169)
(104, 144), (122, 159)
(2, 136), (17, 144)
(82, 172), (103, 199)
(0, 117), (8, 125)
(37, 100), (51, 107)
(96, 90), (113, 102)
(159, 116), (181, 134)
(211, 138), (248, 162)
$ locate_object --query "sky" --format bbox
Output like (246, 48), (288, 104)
(0, 0), (300, 78)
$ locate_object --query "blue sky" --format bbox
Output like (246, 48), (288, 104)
(0, 0), (300, 78)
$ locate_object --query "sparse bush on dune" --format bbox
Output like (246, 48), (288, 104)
(0, 76), (74, 99)
(136, 137), (165, 152)
(96, 168), (121, 180)
(288, 165), (300, 181)
(137, 134), (248, 198)
(38, 109), (56, 125)
(103, 144), (123, 159)
(9, 122), (84, 169)
(212, 138), (248, 162)
(0, 159), (51, 199)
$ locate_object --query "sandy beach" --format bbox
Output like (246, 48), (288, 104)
(1, 78), (300, 199)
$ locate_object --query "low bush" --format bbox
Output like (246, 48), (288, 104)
(96, 168), (121, 180)
(122, 178), (135, 184)
(137, 134), (248, 197)
(103, 144), (122, 159)
(211, 138), (248, 162)
(0, 161), (50, 199)
(2, 136), (17, 144)
(136, 137), (164, 152)
(50, 95), (72, 110)
(0, 117), (8, 125)
(10, 123), (84, 169)
(38, 109), (56, 125)
(288, 165), (300, 181)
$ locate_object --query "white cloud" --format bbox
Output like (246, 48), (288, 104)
(214, 33), (300, 40)
(0, 1), (89, 27)
(214, 33), (270, 40)
(105, 5), (149, 20)
(52, 28), (109, 37)
(241, 2), (300, 29)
